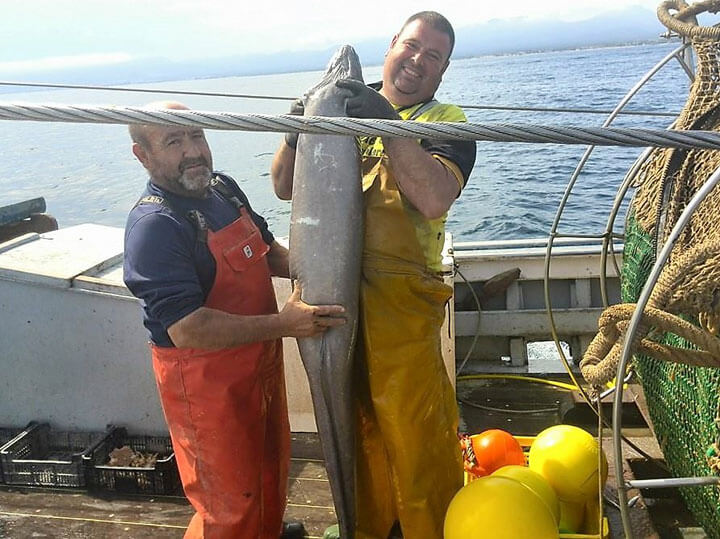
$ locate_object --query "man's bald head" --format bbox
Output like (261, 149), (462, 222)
(128, 101), (190, 149)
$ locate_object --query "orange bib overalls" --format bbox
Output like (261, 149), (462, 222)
(152, 207), (290, 538)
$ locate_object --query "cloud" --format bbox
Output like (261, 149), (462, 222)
(0, 53), (134, 73)
(1, 0), (664, 66)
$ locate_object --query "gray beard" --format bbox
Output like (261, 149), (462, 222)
(177, 167), (212, 193)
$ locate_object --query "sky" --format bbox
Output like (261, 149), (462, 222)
(3, 1), (663, 72)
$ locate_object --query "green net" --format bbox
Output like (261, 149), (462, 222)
(577, 7), (720, 536)
(622, 212), (720, 537)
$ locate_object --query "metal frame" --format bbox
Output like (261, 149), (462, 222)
(543, 41), (692, 406)
(539, 37), (720, 538)
(612, 164), (720, 536)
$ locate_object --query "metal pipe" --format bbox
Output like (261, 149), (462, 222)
(613, 163), (720, 538)
(597, 370), (634, 401)
(596, 43), (690, 307)
(543, 42), (691, 412)
(628, 477), (720, 489)
(600, 146), (655, 307)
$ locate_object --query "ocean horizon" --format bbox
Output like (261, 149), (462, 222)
(0, 39), (674, 95)
(0, 41), (688, 243)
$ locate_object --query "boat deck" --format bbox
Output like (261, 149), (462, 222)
(0, 379), (702, 538)
(0, 433), (333, 538)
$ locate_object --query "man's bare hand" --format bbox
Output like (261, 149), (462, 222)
(279, 283), (346, 337)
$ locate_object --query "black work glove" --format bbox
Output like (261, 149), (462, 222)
(284, 98), (304, 150)
(336, 79), (399, 120)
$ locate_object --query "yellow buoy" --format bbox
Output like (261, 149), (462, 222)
(492, 465), (560, 524)
(528, 424), (608, 503)
(559, 499), (585, 533)
(582, 497), (602, 534)
(444, 476), (559, 539)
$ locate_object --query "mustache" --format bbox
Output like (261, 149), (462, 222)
(180, 157), (209, 171)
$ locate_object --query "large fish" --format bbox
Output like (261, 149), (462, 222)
(289, 45), (363, 537)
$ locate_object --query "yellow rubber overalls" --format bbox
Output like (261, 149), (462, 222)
(355, 101), (467, 539)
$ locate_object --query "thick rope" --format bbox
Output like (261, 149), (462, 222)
(0, 102), (718, 148)
(580, 240), (720, 385)
(658, 0), (720, 40)
(581, 304), (720, 384)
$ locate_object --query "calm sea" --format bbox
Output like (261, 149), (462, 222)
(0, 42), (688, 242)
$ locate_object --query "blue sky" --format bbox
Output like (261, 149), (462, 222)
(4, 1), (662, 72)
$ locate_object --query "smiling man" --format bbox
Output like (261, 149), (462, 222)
(123, 101), (345, 538)
(271, 11), (477, 539)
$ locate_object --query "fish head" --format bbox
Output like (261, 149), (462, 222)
(312, 45), (364, 92)
(305, 45), (364, 116)
(326, 45), (363, 83)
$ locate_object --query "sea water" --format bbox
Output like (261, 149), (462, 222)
(0, 41), (688, 242)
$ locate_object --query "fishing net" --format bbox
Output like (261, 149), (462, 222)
(579, 1), (720, 534)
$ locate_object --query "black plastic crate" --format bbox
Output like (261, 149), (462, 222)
(0, 423), (115, 488)
(0, 422), (37, 483)
(85, 427), (181, 495)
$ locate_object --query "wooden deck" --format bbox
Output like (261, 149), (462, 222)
(0, 379), (703, 538)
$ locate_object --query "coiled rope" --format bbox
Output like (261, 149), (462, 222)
(581, 239), (720, 385)
(0, 102), (717, 148)
(658, 0), (720, 40)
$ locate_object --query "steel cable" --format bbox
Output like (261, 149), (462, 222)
(0, 102), (718, 148)
(0, 80), (680, 116)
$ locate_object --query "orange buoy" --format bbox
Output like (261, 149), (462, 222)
(470, 429), (526, 476)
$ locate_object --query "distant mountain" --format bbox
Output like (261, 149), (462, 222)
(453, 5), (666, 57)
(0, 5), (667, 92)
